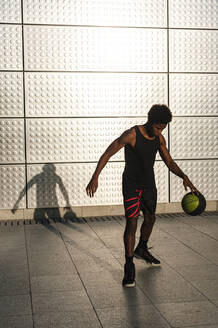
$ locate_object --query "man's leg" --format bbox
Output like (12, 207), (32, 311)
(140, 212), (156, 245)
(122, 185), (142, 287)
(124, 217), (138, 257)
(134, 188), (161, 265)
(122, 217), (138, 287)
(139, 187), (157, 245)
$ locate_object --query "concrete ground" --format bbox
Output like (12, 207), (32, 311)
(0, 211), (218, 328)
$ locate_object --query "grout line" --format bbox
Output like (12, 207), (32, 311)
(21, 2), (34, 325)
(1, 21), (218, 31)
(1, 70), (218, 74)
(167, 1), (171, 204)
(20, 0), (28, 211)
(1, 115), (218, 119)
(0, 158), (218, 168)
(23, 223), (35, 328)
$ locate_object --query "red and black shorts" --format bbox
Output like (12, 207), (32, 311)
(123, 185), (157, 219)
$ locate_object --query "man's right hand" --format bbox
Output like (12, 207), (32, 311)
(86, 177), (98, 197)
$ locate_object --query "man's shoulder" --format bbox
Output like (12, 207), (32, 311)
(159, 134), (166, 145)
(120, 126), (136, 147)
(123, 126), (136, 136)
(128, 126), (137, 138)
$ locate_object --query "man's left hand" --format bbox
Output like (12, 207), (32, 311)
(183, 176), (200, 194)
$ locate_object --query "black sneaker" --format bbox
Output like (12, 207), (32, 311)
(134, 246), (161, 266)
(122, 262), (135, 287)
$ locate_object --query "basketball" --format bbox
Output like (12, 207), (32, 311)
(181, 192), (206, 216)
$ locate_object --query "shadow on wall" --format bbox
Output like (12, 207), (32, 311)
(11, 163), (77, 221)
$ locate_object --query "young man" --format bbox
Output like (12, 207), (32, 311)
(86, 104), (199, 287)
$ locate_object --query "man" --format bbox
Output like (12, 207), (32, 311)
(86, 104), (199, 287)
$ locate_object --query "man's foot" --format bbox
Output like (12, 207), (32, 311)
(122, 262), (135, 287)
(134, 246), (161, 266)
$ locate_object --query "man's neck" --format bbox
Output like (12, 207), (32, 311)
(144, 122), (154, 138)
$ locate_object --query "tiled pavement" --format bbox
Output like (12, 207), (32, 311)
(0, 212), (218, 328)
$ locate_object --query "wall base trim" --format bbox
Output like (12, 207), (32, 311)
(0, 201), (217, 221)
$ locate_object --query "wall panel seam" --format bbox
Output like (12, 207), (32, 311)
(0, 22), (218, 31)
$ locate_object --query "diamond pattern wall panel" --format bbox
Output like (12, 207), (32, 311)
(169, 30), (218, 72)
(169, 0), (218, 28)
(0, 72), (24, 117)
(23, 0), (167, 27)
(24, 26), (167, 72)
(170, 74), (218, 116)
(0, 0), (21, 23)
(0, 119), (25, 163)
(26, 118), (145, 163)
(27, 163), (124, 207)
(0, 165), (26, 209)
(0, 25), (22, 70)
(170, 160), (218, 202)
(25, 73), (167, 117)
(170, 117), (218, 159)
(157, 129), (168, 161)
(27, 118), (167, 163)
(27, 161), (168, 208)
(154, 161), (169, 203)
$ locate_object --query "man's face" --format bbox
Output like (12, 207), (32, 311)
(152, 123), (167, 136)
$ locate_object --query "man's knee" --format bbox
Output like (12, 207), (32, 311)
(143, 213), (156, 225)
(125, 217), (138, 233)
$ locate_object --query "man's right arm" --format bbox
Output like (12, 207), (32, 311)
(86, 128), (134, 197)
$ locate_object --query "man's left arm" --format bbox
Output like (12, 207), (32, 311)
(159, 135), (200, 194)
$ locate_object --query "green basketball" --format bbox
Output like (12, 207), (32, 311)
(181, 192), (206, 216)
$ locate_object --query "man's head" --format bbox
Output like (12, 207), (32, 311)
(145, 104), (172, 137)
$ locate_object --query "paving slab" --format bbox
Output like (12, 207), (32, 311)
(64, 237), (106, 251)
(32, 290), (93, 314)
(156, 301), (218, 327)
(27, 249), (71, 263)
(190, 278), (218, 300)
(173, 264), (218, 282)
(0, 315), (33, 328)
(0, 254), (28, 280)
(86, 285), (151, 309)
(57, 221), (98, 241)
(33, 310), (101, 328)
(0, 233), (26, 250)
(96, 304), (171, 328)
(0, 295), (32, 317)
(0, 276), (29, 296)
(98, 236), (125, 249)
(154, 244), (211, 266)
(73, 255), (122, 274)
(136, 273), (206, 304)
(80, 269), (123, 290)
(31, 274), (84, 294)
(26, 239), (67, 254)
(29, 258), (77, 277)
(185, 241), (218, 265)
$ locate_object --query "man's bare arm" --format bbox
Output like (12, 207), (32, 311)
(86, 128), (135, 197)
(159, 135), (200, 194)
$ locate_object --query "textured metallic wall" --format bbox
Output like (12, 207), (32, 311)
(0, 0), (217, 210)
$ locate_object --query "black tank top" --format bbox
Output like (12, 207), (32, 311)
(123, 125), (160, 188)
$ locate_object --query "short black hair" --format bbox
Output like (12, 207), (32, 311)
(148, 104), (172, 124)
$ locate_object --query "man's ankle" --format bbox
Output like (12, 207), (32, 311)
(125, 255), (134, 264)
(138, 237), (148, 249)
